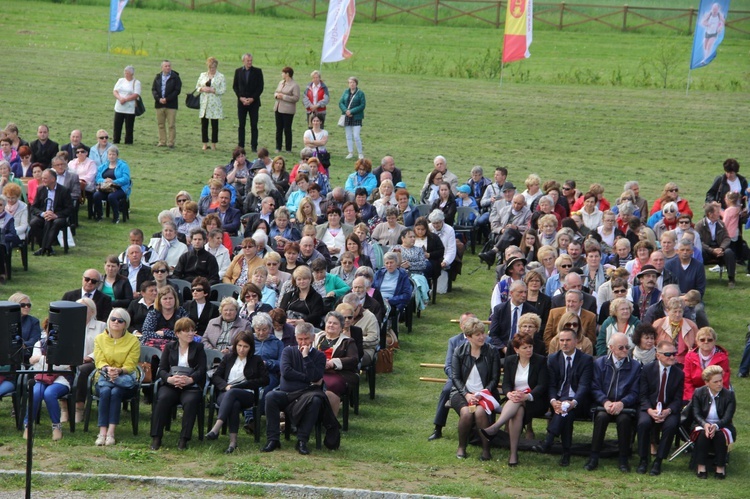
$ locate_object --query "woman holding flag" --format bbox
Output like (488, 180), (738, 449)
(450, 318), (500, 461)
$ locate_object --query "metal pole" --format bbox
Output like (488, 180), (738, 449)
(499, 63), (505, 89)
(686, 69), (692, 96)
(25, 377), (35, 499)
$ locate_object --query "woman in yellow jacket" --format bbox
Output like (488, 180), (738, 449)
(93, 308), (140, 446)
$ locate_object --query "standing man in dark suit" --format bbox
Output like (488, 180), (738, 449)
(636, 341), (684, 476)
(29, 168), (73, 256)
(233, 53), (264, 152)
(59, 129), (89, 162)
(61, 269), (113, 322)
(151, 60), (182, 148)
(533, 328), (594, 467)
(29, 124), (59, 168)
(427, 312), (473, 441)
(488, 281), (538, 354)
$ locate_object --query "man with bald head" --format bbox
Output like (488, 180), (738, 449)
(373, 155), (402, 187)
(550, 272), (597, 314)
(297, 236), (326, 266)
(586, 332), (641, 472)
(119, 244), (154, 299)
(60, 129), (89, 162)
(62, 269), (112, 321)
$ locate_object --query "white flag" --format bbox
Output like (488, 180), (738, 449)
(321, 0), (356, 63)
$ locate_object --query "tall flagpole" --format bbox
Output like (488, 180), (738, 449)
(499, 63), (505, 89)
(686, 69), (692, 96)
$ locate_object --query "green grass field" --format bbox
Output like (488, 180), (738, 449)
(0, 0), (749, 497)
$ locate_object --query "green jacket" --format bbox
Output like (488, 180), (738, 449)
(339, 89), (366, 121)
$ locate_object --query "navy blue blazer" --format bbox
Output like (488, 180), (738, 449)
(639, 360), (683, 416)
(488, 301), (538, 351)
(547, 348), (593, 406)
(207, 206), (242, 236)
(591, 354), (641, 408)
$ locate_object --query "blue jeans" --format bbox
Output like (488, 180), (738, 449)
(24, 382), (69, 426)
(0, 379), (16, 397)
(739, 337), (750, 375)
(93, 188), (127, 220)
(96, 383), (136, 427)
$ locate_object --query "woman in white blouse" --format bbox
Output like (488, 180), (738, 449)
(112, 65), (141, 145)
(206, 330), (269, 453)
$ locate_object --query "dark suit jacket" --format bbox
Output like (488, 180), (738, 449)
(443, 333), (467, 378)
(372, 166), (402, 186)
(184, 299), (220, 336)
(118, 264), (154, 294)
(102, 275), (134, 308)
(151, 70), (182, 109)
(233, 66), (264, 106)
(547, 348), (593, 407)
(30, 139), (59, 168)
(550, 291), (597, 315)
(157, 340), (208, 388)
(61, 288), (112, 322)
(543, 307), (597, 351)
(503, 353), (549, 417)
(29, 183), (73, 220)
(211, 352), (269, 392)
(639, 361), (683, 416)
(691, 385), (736, 439)
(488, 301), (538, 351)
(60, 142), (89, 163)
(207, 206), (241, 236)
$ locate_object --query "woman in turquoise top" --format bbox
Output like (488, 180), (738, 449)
(100, 254), (133, 308)
(344, 158), (377, 196)
(93, 146), (131, 224)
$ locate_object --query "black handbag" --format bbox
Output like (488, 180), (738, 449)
(311, 131), (330, 168)
(185, 91), (200, 110)
(134, 96), (146, 117)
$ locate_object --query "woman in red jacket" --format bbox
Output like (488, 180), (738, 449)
(682, 327), (730, 402)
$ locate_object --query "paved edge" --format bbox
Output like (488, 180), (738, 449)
(0, 470), (465, 499)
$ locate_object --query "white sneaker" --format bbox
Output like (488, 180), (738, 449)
(345, 153), (354, 159)
(709, 265), (721, 272)
(95, 434), (106, 446)
(358, 154), (364, 160)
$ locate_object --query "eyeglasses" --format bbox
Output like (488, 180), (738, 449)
(177, 198), (188, 203)
(698, 338), (715, 343)
(266, 262), (279, 266)
(563, 322), (579, 328)
(83, 276), (99, 284)
(110, 317), (126, 324)
(560, 264), (572, 269)
(343, 315), (353, 320)
(658, 351), (676, 357)
(615, 345), (628, 351)
(667, 188), (679, 193)
(191, 287), (205, 293)
(562, 186), (571, 191)
(678, 220), (690, 225)
(152, 269), (167, 274)
(612, 288), (627, 294)
(20, 303), (32, 308)
(664, 209), (676, 214)
(242, 245), (255, 249)
(98, 136), (108, 140)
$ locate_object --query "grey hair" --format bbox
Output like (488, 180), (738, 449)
(294, 322), (315, 337)
(470, 165), (484, 175)
(434, 155), (447, 166)
(607, 331), (628, 347)
(509, 280), (527, 292)
(662, 201), (679, 216)
(0, 161), (10, 171)
(219, 296), (239, 312)
(124, 65), (135, 75)
(252, 172), (275, 196)
(428, 209), (445, 223)
(157, 210), (175, 224)
(624, 181), (639, 191)
(0, 195), (7, 205)
(252, 229), (268, 246)
(108, 308), (131, 329)
(76, 297), (98, 317)
(252, 312), (273, 330)
(242, 53), (253, 59)
(162, 220), (177, 231)
(677, 237), (694, 249)
(325, 311), (345, 328)
(537, 195), (553, 207)
(342, 293), (359, 306)
(109, 145), (119, 156)
(618, 200), (636, 217)
(354, 266), (374, 280)
(565, 289), (584, 302)
(383, 251), (400, 264)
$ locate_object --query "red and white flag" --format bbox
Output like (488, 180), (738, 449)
(502, 0), (533, 64)
(321, 0), (356, 63)
(475, 389), (501, 415)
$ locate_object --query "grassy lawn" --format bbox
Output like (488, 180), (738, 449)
(0, 1), (749, 497)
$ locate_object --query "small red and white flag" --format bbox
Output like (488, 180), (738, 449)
(321, 0), (356, 63)
(475, 389), (501, 415)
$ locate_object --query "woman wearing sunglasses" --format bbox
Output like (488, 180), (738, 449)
(649, 182), (693, 220)
(682, 327), (730, 403)
(547, 311), (594, 355)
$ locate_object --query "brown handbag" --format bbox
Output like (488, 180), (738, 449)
(138, 362), (152, 384)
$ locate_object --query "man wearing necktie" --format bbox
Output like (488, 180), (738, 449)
(29, 168), (73, 256)
(533, 328), (593, 467)
(586, 332), (641, 473)
(636, 341), (683, 476)
(61, 269), (112, 322)
(488, 281), (538, 355)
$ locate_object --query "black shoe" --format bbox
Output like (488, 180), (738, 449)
(262, 440), (280, 453)
(427, 428), (443, 441)
(480, 453), (492, 462)
(478, 250), (497, 268)
(33, 249), (45, 256)
(47, 248), (55, 256)
(480, 428), (496, 442)
(584, 457), (599, 471)
(177, 438), (188, 450)
(150, 437), (161, 450)
(715, 471), (726, 480)
(508, 459), (519, 467)
(697, 471), (707, 479)
(650, 460), (662, 476)
(637, 459), (649, 474)
(738, 372), (749, 378)
(296, 440), (310, 455)
(112, 217), (120, 224)
(619, 459), (630, 473)
(206, 431), (219, 441)
(456, 452), (467, 459)
(532, 441), (551, 454)
(559, 453), (571, 467)
(224, 444), (237, 454)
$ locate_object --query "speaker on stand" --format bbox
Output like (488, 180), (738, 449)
(46, 301), (87, 367)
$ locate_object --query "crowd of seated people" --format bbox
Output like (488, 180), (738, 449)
(0, 121), (742, 469)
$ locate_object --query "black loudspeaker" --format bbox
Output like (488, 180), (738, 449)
(46, 301), (87, 367)
(0, 301), (23, 365)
